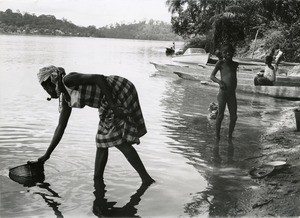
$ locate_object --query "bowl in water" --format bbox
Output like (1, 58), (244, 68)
(9, 162), (45, 186)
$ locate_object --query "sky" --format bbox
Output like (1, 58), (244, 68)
(0, 0), (172, 27)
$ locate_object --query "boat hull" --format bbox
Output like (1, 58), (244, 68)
(172, 53), (210, 65)
(150, 61), (300, 99)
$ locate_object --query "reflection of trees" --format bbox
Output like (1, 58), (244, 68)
(159, 79), (275, 216)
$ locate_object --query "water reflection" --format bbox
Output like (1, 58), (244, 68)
(9, 168), (152, 218)
(34, 183), (63, 218)
(93, 179), (150, 217)
(9, 172), (64, 218)
(227, 141), (235, 164)
(213, 140), (235, 166)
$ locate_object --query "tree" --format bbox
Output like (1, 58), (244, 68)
(166, 0), (253, 50)
(262, 0), (300, 25)
(165, 0), (300, 59)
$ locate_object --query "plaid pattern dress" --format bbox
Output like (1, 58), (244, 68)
(63, 75), (147, 148)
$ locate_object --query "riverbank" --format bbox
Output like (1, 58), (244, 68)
(243, 108), (300, 216)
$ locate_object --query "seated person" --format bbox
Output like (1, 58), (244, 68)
(254, 55), (278, 86)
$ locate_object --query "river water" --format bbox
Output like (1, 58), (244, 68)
(0, 35), (299, 218)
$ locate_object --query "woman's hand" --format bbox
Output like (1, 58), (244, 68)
(37, 154), (50, 163)
(27, 154), (49, 165)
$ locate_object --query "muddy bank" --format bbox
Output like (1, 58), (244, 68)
(242, 108), (300, 216)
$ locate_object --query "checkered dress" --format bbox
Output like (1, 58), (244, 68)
(64, 75), (147, 148)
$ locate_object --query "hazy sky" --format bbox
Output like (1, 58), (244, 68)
(0, 0), (172, 27)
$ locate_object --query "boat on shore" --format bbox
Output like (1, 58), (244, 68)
(173, 71), (300, 99)
(172, 48), (210, 65)
(150, 56), (300, 99)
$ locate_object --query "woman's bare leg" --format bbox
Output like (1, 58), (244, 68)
(116, 143), (155, 186)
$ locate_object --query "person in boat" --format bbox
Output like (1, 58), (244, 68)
(210, 44), (239, 144)
(267, 44), (284, 63)
(166, 42), (175, 55)
(268, 44), (280, 57)
(254, 55), (278, 86)
(34, 66), (155, 186)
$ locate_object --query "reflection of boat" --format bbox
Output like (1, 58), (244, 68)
(150, 60), (300, 100)
(172, 48), (210, 65)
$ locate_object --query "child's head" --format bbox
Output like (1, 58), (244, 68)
(215, 49), (223, 60)
(221, 43), (235, 59)
(265, 55), (273, 65)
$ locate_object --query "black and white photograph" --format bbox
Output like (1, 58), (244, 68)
(1, 0), (300, 217)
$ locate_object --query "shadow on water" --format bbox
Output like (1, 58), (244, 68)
(93, 180), (151, 217)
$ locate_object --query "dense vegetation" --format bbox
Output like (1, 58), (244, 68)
(166, 0), (300, 62)
(0, 9), (182, 41)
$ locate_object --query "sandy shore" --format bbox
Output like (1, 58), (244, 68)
(242, 108), (300, 216)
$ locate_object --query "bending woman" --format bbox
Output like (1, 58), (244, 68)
(36, 66), (155, 186)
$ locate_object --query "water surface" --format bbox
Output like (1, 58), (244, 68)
(0, 35), (299, 217)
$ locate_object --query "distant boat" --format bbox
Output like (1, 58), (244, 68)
(165, 47), (175, 56)
(166, 42), (175, 56)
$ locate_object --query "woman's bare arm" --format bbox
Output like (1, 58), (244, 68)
(38, 98), (72, 162)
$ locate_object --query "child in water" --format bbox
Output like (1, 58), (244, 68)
(210, 44), (239, 144)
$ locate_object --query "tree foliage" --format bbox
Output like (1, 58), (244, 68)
(166, 0), (300, 61)
(100, 20), (181, 41)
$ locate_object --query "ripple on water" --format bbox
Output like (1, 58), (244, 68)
(3, 36), (300, 217)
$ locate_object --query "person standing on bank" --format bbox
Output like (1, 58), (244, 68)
(210, 44), (239, 144)
(35, 66), (155, 186)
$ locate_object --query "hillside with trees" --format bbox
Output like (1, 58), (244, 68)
(166, 0), (300, 62)
(0, 9), (182, 41)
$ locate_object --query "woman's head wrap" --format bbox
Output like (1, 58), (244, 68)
(37, 65), (59, 84)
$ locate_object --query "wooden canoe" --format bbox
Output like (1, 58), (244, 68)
(150, 61), (300, 99)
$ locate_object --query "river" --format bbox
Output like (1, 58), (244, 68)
(0, 35), (298, 218)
